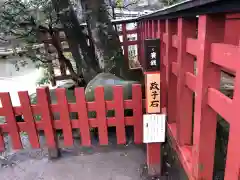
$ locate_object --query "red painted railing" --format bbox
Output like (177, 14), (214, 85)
(0, 85), (144, 151)
(138, 12), (240, 180)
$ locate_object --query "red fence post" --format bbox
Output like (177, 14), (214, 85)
(176, 18), (196, 146)
(145, 75), (161, 176)
(37, 87), (60, 158)
(192, 15), (225, 179)
(152, 20), (156, 38)
(132, 84), (143, 144)
(157, 20), (167, 111)
(55, 88), (73, 147)
(143, 37), (162, 175)
(145, 21), (147, 39)
(149, 20), (152, 38)
(113, 86), (126, 144)
(95, 87), (108, 145)
(18, 91), (40, 149)
(224, 45), (240, 179)
(0, 93), (22, 149)
(75, 88), (91, 146)
(165, 20), (177, 123)
(0, 130), (4, 152)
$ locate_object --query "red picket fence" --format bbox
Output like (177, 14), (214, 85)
(138, 8), (240, 180)
(0, 85), (144, 151)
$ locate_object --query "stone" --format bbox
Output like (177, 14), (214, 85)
(85, 72), (139, 102)
(47, 147), (61, 160)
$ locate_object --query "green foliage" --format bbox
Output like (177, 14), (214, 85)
(36, 68), (52, 86)
(160, 0), (183, 6)
(0, 0), (59, 70)
(115, 0), (123, 7)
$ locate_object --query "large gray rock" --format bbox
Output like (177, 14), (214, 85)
(85, 73), (139, 102)
(85, 73), (140, 118)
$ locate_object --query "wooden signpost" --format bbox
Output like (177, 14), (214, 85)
(143, 39), (165, 176)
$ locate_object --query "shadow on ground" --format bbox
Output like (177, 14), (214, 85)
(0, 142), (148, 180)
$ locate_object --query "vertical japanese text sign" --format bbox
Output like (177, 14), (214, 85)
(144, 39), (160, 72)
(144, 39), (161, 113)
(146, 74), (161, 113)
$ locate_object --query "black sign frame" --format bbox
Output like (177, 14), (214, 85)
(144, 39), (160, 72)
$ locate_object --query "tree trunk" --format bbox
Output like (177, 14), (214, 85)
(50, 29), (83, 83)
(81, 0), (135, 80)
(51, 0), (101, 83)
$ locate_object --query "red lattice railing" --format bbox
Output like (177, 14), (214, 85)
(0, 85), (144, 151)
(139, 13), (240, 180)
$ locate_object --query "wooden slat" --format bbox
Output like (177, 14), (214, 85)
(163, 33), (168, 43)
(172, 62), (179, 76)
(224, 62), (240, 179)
(172, 34), (178, 48)
(14, 106), (22, 115)
(132, 84), (143, 144)
(211, 43), (239, 72)
(37, 88), (56, 148)
(55, 88), (73, 147)
(186, 38), (199, 56)
(113, 86), (126, 144)
(0, 116), (136, 133)
(152, 20), (155, 38)
(163, 55), (168, 66)
(31, 105), (40, 115)
(95, 87), (108, 145)
(207, 88), (233, 124)
(75, 88), (91, 146)
(185, 72), (196, 92)
(0, 125), (4, 151)
(106, 101), (114, 110)
(120, 40), (138, 46)
(124, 100), (133, 109)
(0, 93), (22, 149)
(18, 91), (40, 149)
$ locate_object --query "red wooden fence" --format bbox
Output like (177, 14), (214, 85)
(0, 85), (144, 151)
(138, 13), (240, 180)
(1, 2), (240, 179)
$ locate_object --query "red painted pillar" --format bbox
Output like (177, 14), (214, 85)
(157, 20), (167, 112)
(224, 13), (240, 45)
(176, 18), (196, 146)
(165, 20), (177, 124)
(145, 21), (147, 39)
(224, 41), (240, 179)
(141, 22), (144, 64)
(192, 14), (225, 179)
(152, 20), (155, 38)
(149, 20), (152, 38)
(146, 141), (161, 175)
(147, 20), (150, 39)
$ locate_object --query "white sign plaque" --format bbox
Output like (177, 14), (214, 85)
(143, 114), (166, 143)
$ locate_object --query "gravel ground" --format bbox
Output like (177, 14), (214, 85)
(0, 137), (147, 180)
(0, 129), (153, 180)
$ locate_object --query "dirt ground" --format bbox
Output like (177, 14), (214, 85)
(0, 144), (148, 180)
(0, 131), (189, 180)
